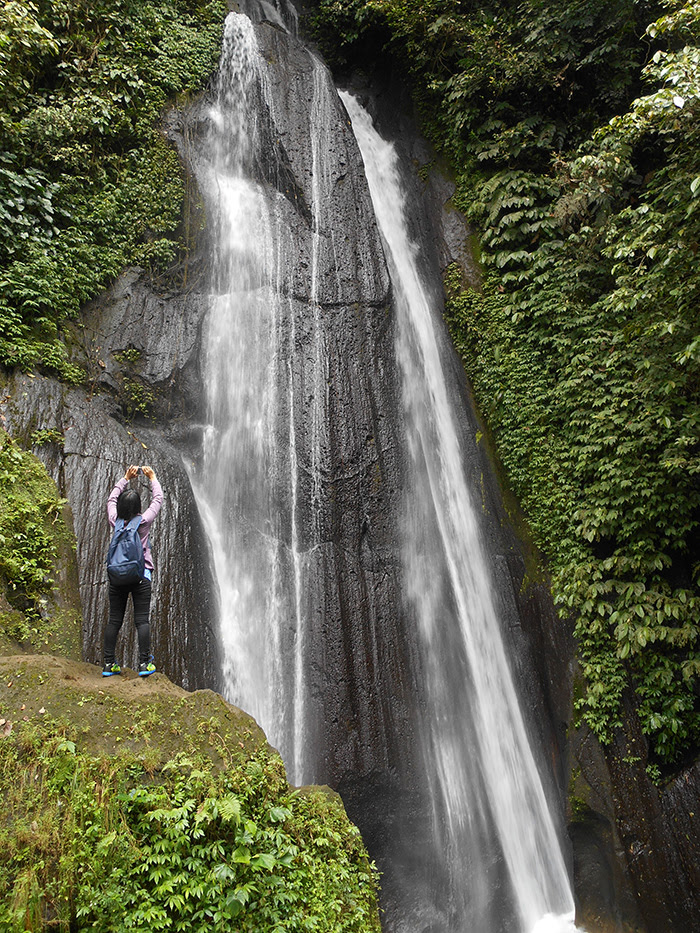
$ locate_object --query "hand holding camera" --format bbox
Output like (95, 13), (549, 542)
(124, 465), (156, 482)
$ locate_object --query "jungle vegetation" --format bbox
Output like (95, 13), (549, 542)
(0, 427), (79, 656)
(312, 0), (700, 770)
(0, 715), (380, 931)
(0, 0), (227, 380)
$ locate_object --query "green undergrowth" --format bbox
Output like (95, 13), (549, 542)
(0, 0), (226, 381)
(0, 677), (380, 932)
(313, 0), (700, 768)
(0, 427), (80, 657)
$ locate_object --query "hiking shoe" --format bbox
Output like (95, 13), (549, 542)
(102, 662), (121, 677)
(138, 657), (156, 677)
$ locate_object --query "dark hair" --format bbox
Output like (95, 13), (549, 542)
(117, 488), (141, 521)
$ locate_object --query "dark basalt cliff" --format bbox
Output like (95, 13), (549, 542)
(2, 361), (220, 692)
(571, 695), (700, 932)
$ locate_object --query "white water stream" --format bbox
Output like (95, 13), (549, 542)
(190, 12), (307, 779)
(341, 93), (582, 933)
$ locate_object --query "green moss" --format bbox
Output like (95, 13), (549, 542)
(0, 430), (81, 658)
(0, 657), (381, 933)
(569, 795), (590, 824)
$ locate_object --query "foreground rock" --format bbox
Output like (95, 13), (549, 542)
(0, 654), (381, 933)
(0, 654), (261, 766)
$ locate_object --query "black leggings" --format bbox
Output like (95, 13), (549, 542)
(104, 578), (152, 666)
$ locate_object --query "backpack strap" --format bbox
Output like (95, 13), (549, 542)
(115, 516), (143, 532)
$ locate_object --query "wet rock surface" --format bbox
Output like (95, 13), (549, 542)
(570, 693), (700, 933)
(76, 266), (209, 425)
(1, 364), (220, 692)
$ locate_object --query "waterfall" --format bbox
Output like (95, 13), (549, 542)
(188, 3), (582, 929)
(341, 94), (581, 933)
(191, 11), (307, 779)
(190, 7), (379, 789)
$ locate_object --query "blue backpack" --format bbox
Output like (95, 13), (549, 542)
(107, 516), (145, 585)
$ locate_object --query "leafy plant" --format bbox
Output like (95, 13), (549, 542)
(0, 431), (64, 611)
(0, 0), (227, 380)
(0, 721), (381, 932)
(121, 378), (156, 420)
(30, 427), (64, 447)
(0, 427), (79, 654)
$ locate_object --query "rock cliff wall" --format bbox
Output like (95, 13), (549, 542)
(1, 269), (221, 690)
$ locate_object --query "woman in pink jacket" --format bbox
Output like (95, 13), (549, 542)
(102, 465), (163, 677)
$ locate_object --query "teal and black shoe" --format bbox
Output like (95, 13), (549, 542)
(102, 662), (121, 677)
(138, 657), (156, 677)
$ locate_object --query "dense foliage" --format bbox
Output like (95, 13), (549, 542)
(0, 427), (77, 651)
(313, 0), (700, 768)
(1, 721), (380, 932)
(0, 0), (226, 380)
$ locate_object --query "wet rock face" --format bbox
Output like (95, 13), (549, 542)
(605, 719), (700, 933)
(256, 28), (391, 309)
(2, 328), (220, 692)
(570, 694), (700, 933)
(77, 267), (209, 427)
(569, 721), (646, 933)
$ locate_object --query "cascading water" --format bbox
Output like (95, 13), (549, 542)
(189, 2), (582, 929)
(191, 11), (308, 779)
(341, 93), (582, 933)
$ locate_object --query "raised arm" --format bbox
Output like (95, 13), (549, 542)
(107, 466), (138, 526)
(140, 466), (163, 527)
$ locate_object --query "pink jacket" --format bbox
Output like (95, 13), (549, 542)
(107, 476), (163, 573)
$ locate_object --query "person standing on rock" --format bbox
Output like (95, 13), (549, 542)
(102, 465), (163, 678)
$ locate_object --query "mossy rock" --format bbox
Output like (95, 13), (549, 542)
(0, 655), (265, 768)
(0, 655), (381, 933)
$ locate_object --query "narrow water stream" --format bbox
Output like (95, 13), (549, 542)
(342, 93), (580, 933)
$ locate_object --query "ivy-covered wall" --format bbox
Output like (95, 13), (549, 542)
(0, 0), (227, 380)
(311, 0), (700, 771)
